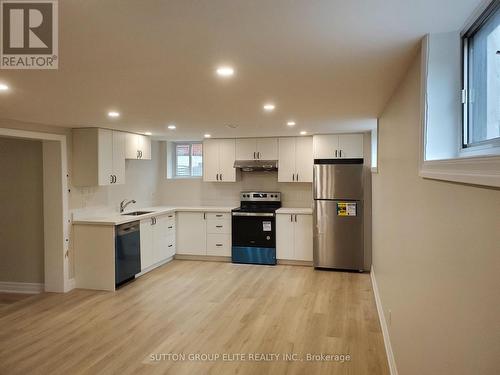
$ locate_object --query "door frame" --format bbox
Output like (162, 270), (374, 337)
(0, 127), (71, 292)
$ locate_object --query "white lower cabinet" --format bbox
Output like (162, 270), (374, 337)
(176, 211), (231, 256)
(140, 213), (176, 272)
(276, 213), (313, 261)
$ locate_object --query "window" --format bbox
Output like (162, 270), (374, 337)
(173, 142), (203, 178)
(463, 1), (500, 147)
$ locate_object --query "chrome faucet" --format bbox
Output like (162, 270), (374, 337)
(120, 199), (136, 213)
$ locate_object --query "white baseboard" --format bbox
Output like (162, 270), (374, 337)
(136, 256), (173, 277)
(0, 281), (44, 294)
(370, 267), (398, 375)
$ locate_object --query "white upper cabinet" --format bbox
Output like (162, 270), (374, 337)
(313, 134), (363, 159)
(235, 138), (278, 160)
(125, 133), (151, 160)
(278, 137), (313, 183)
(73, 128), (126, 186)
(203, 139), (236, 182)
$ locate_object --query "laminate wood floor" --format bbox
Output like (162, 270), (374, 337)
(0, 261), (389, 375)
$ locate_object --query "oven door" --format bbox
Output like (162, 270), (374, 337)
(232, 212), (276, 265)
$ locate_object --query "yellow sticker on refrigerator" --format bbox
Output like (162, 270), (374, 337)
(337, 202), (357, 216)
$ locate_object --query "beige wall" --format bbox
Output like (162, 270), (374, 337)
(0, 138), (45, 283)
(372, 52), (500, 375)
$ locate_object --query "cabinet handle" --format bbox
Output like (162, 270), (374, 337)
(114, 175), (117, 183)
(335, 150), (338, 158)
(257, 152), (260, 159)
(110, 175), (113, 184)
(216, 173), (219, 181)
(168, 226), (173, 229)
(296, 174), (299, 181)
(290, 214), (293, 222)
(168, 215), (173, 218)
(295, 214), (297, 222)
(220, 174), (223, 180)
(203, 212), (206, 220)
(216, 225), (223, 228)
(339, 150), (342, 158)
(215, 214), (223, 217)
(137, 150), (140, 159)
(168, 244), (173, 248)
(292, 173), (295, 181)
(216, 244), (223, 247)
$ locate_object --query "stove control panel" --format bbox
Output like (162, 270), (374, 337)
(240, 192), (281, 202)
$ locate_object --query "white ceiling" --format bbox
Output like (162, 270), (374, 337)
(0, 0), (482, 140)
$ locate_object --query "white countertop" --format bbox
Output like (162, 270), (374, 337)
(73, 205), (236, 226)
(276, 207), (313, 215)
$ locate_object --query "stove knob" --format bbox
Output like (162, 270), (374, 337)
(266, 236), (270, 240)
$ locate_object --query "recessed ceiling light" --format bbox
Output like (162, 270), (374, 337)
(204, 134), (211, 138)
(300, 131), (307, 135)
(263, 103), (275, 112)
(168, 124), (176, 130)
(287, 121), (296, 126)
(216, 66), (235, 77)
(0, 83), (10, 91)
(107, 111), (120, 118)
(145, 132), (152, 136)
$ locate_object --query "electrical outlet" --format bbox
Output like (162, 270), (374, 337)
(388, 309), (392, 327)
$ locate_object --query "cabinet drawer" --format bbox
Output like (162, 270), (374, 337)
(206, 212), (230, 220)
(206, 219), (231, 234)
(166, 220), (176, 235)
(206, 234), (231, 256)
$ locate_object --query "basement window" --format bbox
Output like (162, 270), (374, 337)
(463, 1), (500, 149)
(172, 142), (203, 178)
(420, 1), (500, 187)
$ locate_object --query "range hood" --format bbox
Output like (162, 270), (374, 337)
(233, 160), (278, 172)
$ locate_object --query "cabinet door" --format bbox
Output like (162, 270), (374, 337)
(294, 214), (313, 261)
(256, 138), (278, 160)
(276, 214), (294, 260)
(97, 129), (114, 186)
(137, 135), (152, 160)
(313, 135), (339, 159)
(125, 133), (139, 159)
(140, 219), (154, 270)
(153, 215), (169, 263)
(218, 139), (236, 182)
(176, 212), (207, 255)
(278, 138), (295, 182)
(338, 134), (363, 158)
(203, 139), (220, 182)
(112, 131), (126, 185)
(235, 138), (257, 160)
(295, 136), (313, 182)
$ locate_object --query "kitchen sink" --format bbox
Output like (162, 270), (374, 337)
(121, 211), (154, 216)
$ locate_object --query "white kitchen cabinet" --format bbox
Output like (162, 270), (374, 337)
(140, 213), (175, 272)
(73, 128), (126, 186)
(140, 218), (154, 270)
(278, 137), (313, 183)
(276, 213), (313, 261)
(176, 211), (231, 257)
(125, 133), (151, 160)
(235, 138), (278, 160)
(203, 139), (236, 182)
(176, 212), (207, 255)
(313, 134), (363, 159)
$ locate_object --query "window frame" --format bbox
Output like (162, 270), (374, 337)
(171, 141), (203, 179)
(461, 0), (500, 151)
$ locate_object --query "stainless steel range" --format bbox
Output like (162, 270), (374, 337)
(231, 192), (281, 265)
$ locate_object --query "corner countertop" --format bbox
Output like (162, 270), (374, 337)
(276, 207), (313, 215)
(72, 205), (236, 226)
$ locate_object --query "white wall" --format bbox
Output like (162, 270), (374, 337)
(157, 142), (312, 208)
(373, 51), (500, 375)
(0, 138), (45, 283)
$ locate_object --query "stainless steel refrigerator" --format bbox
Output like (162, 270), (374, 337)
(313, 160), (365, 271)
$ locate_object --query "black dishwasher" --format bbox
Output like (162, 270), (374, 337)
(115, 221), (141, 287)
